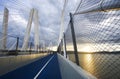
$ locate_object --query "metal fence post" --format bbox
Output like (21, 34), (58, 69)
(63, 33), (67, 58)
(61, 39), (63, 55)
(30, 42), (32, 54)
(57, 42), (61, 54)
(70, 13), (79, 66)
(16, 37), (19, 55)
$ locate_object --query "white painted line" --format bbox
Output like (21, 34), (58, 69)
(34, 55), (54, 79)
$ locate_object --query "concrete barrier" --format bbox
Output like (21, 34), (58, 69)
(57, 54), (97, 79)
(0, 53), (48, 75)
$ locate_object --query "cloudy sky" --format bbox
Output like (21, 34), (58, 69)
(0, 0), (79, 49)
(0, 0), (120, 52)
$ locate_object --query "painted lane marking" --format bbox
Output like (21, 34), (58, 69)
(34, 55), (54, 79)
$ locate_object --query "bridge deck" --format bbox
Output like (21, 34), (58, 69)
(0, 54), (62, 79)
(0, 54), (96, 79)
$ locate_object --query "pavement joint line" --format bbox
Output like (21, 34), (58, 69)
(34, 55), (54, 79)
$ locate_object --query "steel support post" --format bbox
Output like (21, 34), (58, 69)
(70, 13), (79, 66)
(16, 37), (19, 55)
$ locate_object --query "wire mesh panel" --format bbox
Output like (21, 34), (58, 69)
(74, 10), (120, 52)
(65, 23), (74, 51)
(76, 0), (101, 12)
(64, 0), (120, 79)
(78, 53), (120, 79)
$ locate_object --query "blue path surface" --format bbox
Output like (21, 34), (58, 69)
(0, 54), (62, 79)
(37, 54), (62, 79)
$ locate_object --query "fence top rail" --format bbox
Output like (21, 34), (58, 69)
(67, 51), (120, 54)
(74, 0), (120, 15)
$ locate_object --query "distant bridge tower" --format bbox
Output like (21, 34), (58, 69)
(34, 9), (39, 52)
(2, 8), (9, 50)
(22, 9), (34, 50)
(22, 8), (39, 52)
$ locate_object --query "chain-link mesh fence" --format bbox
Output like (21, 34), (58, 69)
(61, 0), (120, 79)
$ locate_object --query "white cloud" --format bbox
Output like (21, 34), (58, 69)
(9, 14), (27, 28)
